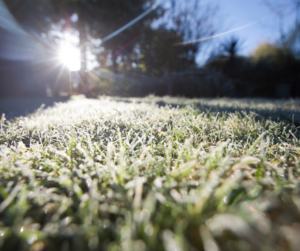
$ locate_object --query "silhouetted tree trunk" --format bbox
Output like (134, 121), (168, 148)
(78, 5), (89, 96)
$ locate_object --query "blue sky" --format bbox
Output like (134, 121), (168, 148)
(207, 0), (295, 55)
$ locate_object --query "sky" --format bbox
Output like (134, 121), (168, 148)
(60, 0), (299, 70)
(206, 0), (296, 56)
(6, 0), (292, 70)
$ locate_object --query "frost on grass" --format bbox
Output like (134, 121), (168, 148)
(0, 97), (300, 251)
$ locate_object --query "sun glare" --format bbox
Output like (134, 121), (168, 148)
(59, 42), (81, 71)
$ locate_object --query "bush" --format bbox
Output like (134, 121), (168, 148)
(205, 43), (300, 97)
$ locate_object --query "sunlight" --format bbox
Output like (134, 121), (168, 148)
(59, 42), (80, 71)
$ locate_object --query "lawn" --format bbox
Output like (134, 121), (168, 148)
(1, 96), (300, 251)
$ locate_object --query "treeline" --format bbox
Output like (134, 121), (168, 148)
(0, 0), (218, 97)
(1, 0), (299, 98)
(205, 38), (300, 98)
(85, 39), (300, 98)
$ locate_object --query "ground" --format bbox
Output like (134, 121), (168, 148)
(0, 96), (300, 251)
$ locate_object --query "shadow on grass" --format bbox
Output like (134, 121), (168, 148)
(0, 96), (70, 119)
(113, 97), (300, 126)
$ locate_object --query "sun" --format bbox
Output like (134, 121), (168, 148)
(59, 42), (81, 71)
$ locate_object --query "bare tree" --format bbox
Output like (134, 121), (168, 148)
(221, 36), (243, 59)
(159, 0), (219, 64)
(263, 0), (300, 46)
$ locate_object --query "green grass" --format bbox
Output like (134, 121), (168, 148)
(1, 96), (300, 251)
